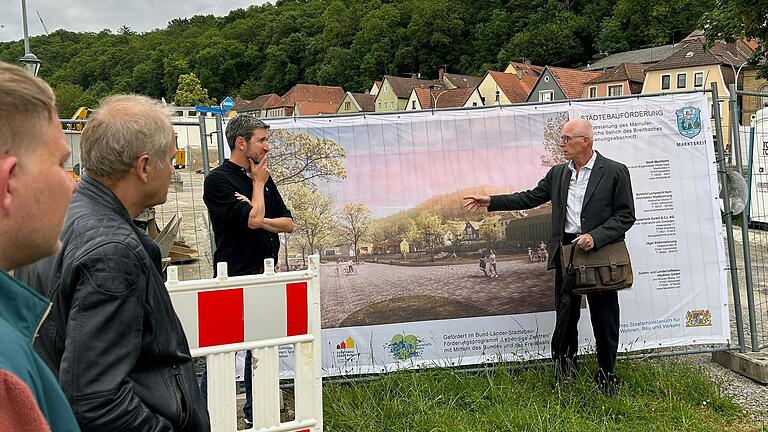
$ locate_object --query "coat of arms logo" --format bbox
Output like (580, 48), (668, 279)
(675, 106), (702, 139)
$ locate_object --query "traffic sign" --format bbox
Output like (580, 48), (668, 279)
(220, 97), (235, 111)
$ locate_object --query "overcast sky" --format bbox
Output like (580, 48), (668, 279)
(0, 0), (271, 42)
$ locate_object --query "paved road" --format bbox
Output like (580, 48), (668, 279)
(320, 257), (554, 328)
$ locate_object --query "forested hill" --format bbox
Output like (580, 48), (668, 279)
(0, 0), (712, 115)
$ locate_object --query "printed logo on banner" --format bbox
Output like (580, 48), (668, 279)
(675, 106), (702, 139)
(386, 334), (431, 361)
(685, 309), (712, 327)
(334, 336), (359, 365)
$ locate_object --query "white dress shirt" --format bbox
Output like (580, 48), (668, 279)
(564, 151), (597, 234)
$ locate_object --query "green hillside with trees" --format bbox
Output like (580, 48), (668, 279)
(0, 0), (716, 117)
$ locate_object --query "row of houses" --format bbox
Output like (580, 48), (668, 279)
(225, 30), (767, 146)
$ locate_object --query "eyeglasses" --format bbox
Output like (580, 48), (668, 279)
(559, 135), (586, 143)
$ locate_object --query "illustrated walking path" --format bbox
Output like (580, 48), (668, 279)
(320, 258), (553, 328)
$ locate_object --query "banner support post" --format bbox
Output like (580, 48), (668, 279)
(729, 83), (759, 352)
(712, 83), (746, 353)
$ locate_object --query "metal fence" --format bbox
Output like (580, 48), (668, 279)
(730, 85), (768, 352)
(60, 85), (768, 360)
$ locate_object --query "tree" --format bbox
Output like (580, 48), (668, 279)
(479, 215), (503, 247)
(173, 73), (213, 106)
(703, 0), (768, 78)
(405, 211), (444, 261)
(540, 112), (570, 168)
(267, 129), (347, 188)
(338, 202), (373, 260)
(54, 83), (88, 118)
(283, 184), (336, 258)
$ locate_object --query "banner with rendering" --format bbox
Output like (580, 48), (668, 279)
(264, 93), (728, 376)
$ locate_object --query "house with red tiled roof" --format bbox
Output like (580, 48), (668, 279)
(336, 92), (377, 114)
(583, 63), (646, 98)
(475, 62), (542, 105)
(525, 66), (601, 102)
(642, 34), (753, 147)
(238, 93), (280, 118)
(374, 75), (444, 112)
(404, 87), (483, 110)
(262, 84), (346, 117)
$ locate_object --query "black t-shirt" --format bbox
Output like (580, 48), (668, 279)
(203, 160), (292, 276)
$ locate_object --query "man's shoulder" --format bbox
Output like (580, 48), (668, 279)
(0, 320), (35, 373)
(596, 152), (628, 171)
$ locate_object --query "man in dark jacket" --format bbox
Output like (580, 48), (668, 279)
(0, 61), (80, 432)
(463, 118), (635, 395)
(17, 95), (210, 431)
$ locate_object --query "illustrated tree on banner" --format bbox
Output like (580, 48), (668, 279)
(266, 129), (347, 264)
(283, 183), (336, 266)
(267, 129), (348, 187)
(540, 111), (570, 168)
(338, 203), (373, 260)
(405, 211), (444, 262)
(479, 215), (504, 248)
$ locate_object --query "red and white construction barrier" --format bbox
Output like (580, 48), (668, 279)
(166, 255), (322, 432)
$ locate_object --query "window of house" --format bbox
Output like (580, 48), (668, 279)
(377, 102), (381, 109)
(495, 90), (500, 102)
(677, 73), (687, 89)
(472, 102), (478, 106)
(588, 86), (597, 98)
(187, 110), (198, 117)
(694, 72), (704, 88)
(607, 85), (623, 96)
(539, 90), (554, 102)
(344, 101), (351, 110)
(761, 85), (768, 107)
(174, 110), (184, 117)
(661, 74), (671, 90)
(411, 100), (416, 109)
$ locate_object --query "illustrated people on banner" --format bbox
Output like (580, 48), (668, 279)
(478, 248), (488, 277)
(489, 249), (499, 278)
(202, 114), (294, 426)
(462, 118), (635, 396)
(0, 60), (80, 432)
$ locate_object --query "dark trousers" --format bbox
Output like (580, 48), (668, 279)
(553, 251), (620, 377)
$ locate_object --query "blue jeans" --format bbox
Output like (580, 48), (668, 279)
(199, 351), (253, 422)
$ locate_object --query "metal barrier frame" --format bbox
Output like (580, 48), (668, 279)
(735, 87), (768, 351)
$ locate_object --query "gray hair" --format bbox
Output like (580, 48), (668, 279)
(226, 115), (269, 150)
(0, 61), (56, 157)
(81, 95), (174, 180)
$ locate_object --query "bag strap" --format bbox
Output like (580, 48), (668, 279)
(559, 164), (569, 239)
(559, 165), (577, 269)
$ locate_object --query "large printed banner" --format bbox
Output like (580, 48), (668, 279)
(264, 93), (728, 376)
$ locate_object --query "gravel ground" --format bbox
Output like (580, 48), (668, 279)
(671, 226), (768, 426)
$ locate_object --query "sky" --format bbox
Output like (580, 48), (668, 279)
(0, 0), (271, 42)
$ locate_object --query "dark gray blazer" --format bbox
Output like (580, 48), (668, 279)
(488, 151), (635, 270)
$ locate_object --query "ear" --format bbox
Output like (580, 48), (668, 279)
(235, 136), (247, 151)
(0, 157), (18, 216)
(135, 154), (151, 183)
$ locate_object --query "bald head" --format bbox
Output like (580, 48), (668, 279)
(563, 118), (594, 144)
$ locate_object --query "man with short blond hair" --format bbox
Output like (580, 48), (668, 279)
(0, 61), (79, 431)
(19, 95), (210, 431)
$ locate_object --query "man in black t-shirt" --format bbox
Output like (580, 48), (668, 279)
(202, 114), (294, 425)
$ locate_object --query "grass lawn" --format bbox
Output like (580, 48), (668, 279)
(322, 358), (762, 431)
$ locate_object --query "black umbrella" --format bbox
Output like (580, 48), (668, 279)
(551, 243), (578, 379)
